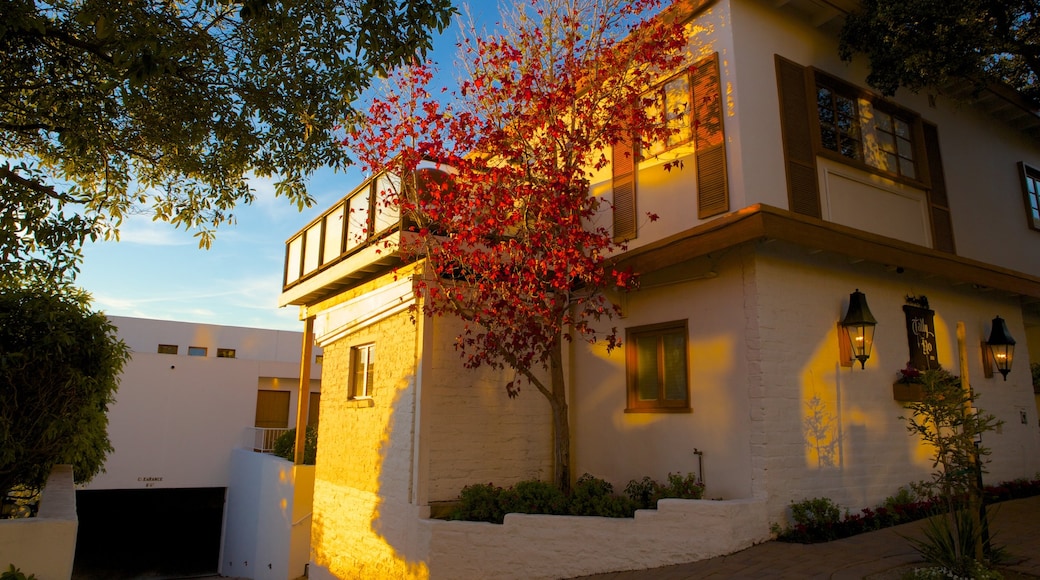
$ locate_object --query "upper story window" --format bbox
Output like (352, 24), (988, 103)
(217, 348), (236, 358)
(625, 320), (690, 413)
(351, 343), (375, 399)
(188, 346), (207, 357)
(1019, 162), (1040, 231)
(815, 75), (919, 182)
(157, 344), (178, 355)
(646, 72), (693, 157)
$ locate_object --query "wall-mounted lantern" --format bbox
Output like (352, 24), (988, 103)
(841, 289), (877, 369)
(984, 316), (1015, 381)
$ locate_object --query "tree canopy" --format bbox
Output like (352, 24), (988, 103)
(0, 280), (130, 500)
(348, 0), (693, 489)
(0, 0), (454, 282)
(839, 0), (1040, 100)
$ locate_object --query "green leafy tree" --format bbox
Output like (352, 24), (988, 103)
(0, 281), (131, 499)
(839, 0), (1040, 100)
(0, 0), (454, 282)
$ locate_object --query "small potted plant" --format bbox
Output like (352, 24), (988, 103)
(893, 361), (925, 402)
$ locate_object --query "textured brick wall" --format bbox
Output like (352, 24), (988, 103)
(425, 315), (553, 501)
(310, 307), (427, 580)
(750, 246), (1040, 524)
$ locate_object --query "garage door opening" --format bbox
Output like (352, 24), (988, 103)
(73, 487), (225, 579)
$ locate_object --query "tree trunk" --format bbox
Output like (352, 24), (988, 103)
(548, 338), (571, 493)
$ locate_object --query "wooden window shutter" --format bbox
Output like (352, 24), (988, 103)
(693, 53), (729, 219)
(776, 55), (821, 218)
(922, 122), (956, 253)
(612, 135), (637, 241)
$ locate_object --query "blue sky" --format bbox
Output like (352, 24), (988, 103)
(77, 1), (497, 331)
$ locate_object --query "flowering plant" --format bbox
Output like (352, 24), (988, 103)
(897, 362), (922, 384)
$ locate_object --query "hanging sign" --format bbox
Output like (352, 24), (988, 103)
(903, 304), (939, 370)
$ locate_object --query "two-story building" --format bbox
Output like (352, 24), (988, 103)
(279, 0), (1040, 577)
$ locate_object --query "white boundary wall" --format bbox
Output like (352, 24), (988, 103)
(222, 449), (314, 580)
(420, 498), (769, 580)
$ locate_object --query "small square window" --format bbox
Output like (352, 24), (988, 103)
(217, 348), (236, 358)
(315, 354), (324, 365)
(188, 346), (207, 357)
(157, 344), (178, 355)
(626, 321), (690, 412)
(351, 344), (375, 399)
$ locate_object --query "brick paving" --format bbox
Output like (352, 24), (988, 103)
(577, 496), (1040, 579)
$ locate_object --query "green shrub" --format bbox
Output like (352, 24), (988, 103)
(2, 565), (36, 580)
(907, 508), (1001, 578)
(790, 497), (844, 528)
(272, 425), (318, 465)
(624, 476), (662, 509)
(451, 483), (505, 523)
(498, 479), (568, 516)
(570, 473), (637, 518)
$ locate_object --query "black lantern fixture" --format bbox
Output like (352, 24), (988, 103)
(841, 289), (877, 369)
(986, 316), (1016, 381)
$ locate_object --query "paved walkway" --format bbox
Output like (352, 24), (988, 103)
(578, 496), (1040, 579)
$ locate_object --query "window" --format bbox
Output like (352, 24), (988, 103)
(815, 76), (919, 181)
(350, 344), (375, 399)
(1019, 162), (1040, 231)
(612, 52), (727, 235)
(157, 344), (178, 355)
(776, 56), (956, 253)
(315, 354), (324, 365)
(646, 72), (693, 156)
(255, 390), (290, 428)
(217, 348), (236, 358)
(626, 321), (690, 412)
(188, 346), (207, 357)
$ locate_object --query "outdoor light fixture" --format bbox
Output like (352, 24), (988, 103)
(985, 316), (1015, 381)
(841, 289), (877, 369)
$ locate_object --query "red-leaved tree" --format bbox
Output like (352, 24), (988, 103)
(348, 0), (696, 491)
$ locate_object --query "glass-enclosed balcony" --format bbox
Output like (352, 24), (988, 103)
(278, 170), (410, 307)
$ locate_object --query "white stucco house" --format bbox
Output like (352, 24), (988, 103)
(277, 0), (1040, 578)
(74, 316), (322, 578)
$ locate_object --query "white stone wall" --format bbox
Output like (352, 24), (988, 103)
(310, 306), (428, 579)
(570, 250), (755, 501)
(425, 315), (553, 502)
(422, 498), (769, 579)
(750, 245), (1040, 523)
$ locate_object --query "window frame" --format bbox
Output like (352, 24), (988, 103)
(1018, 162), (1040, 231)
(188, 346), (207, 357)
(625, 320), (691, 413)
(216, 348), (236, 359)
(157, 344), (178, 355)
(350, 343), (375, 399)
(646, 69), (695, 157)
(811, 69), (929, 189)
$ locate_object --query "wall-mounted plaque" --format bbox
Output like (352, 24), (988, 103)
(903, 304), (939, 370)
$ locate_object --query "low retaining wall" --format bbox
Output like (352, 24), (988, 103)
(421, 497), (770, 579)
(0, 465), (78, 580)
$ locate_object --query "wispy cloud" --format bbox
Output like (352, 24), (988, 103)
(113, 217), (196, 247)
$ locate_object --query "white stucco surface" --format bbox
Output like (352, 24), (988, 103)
(82, 317), (320, 491)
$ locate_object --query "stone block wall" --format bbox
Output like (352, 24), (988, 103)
(310, 307), (426, 580)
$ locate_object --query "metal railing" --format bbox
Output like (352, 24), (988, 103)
(248, 427), (292, 454)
